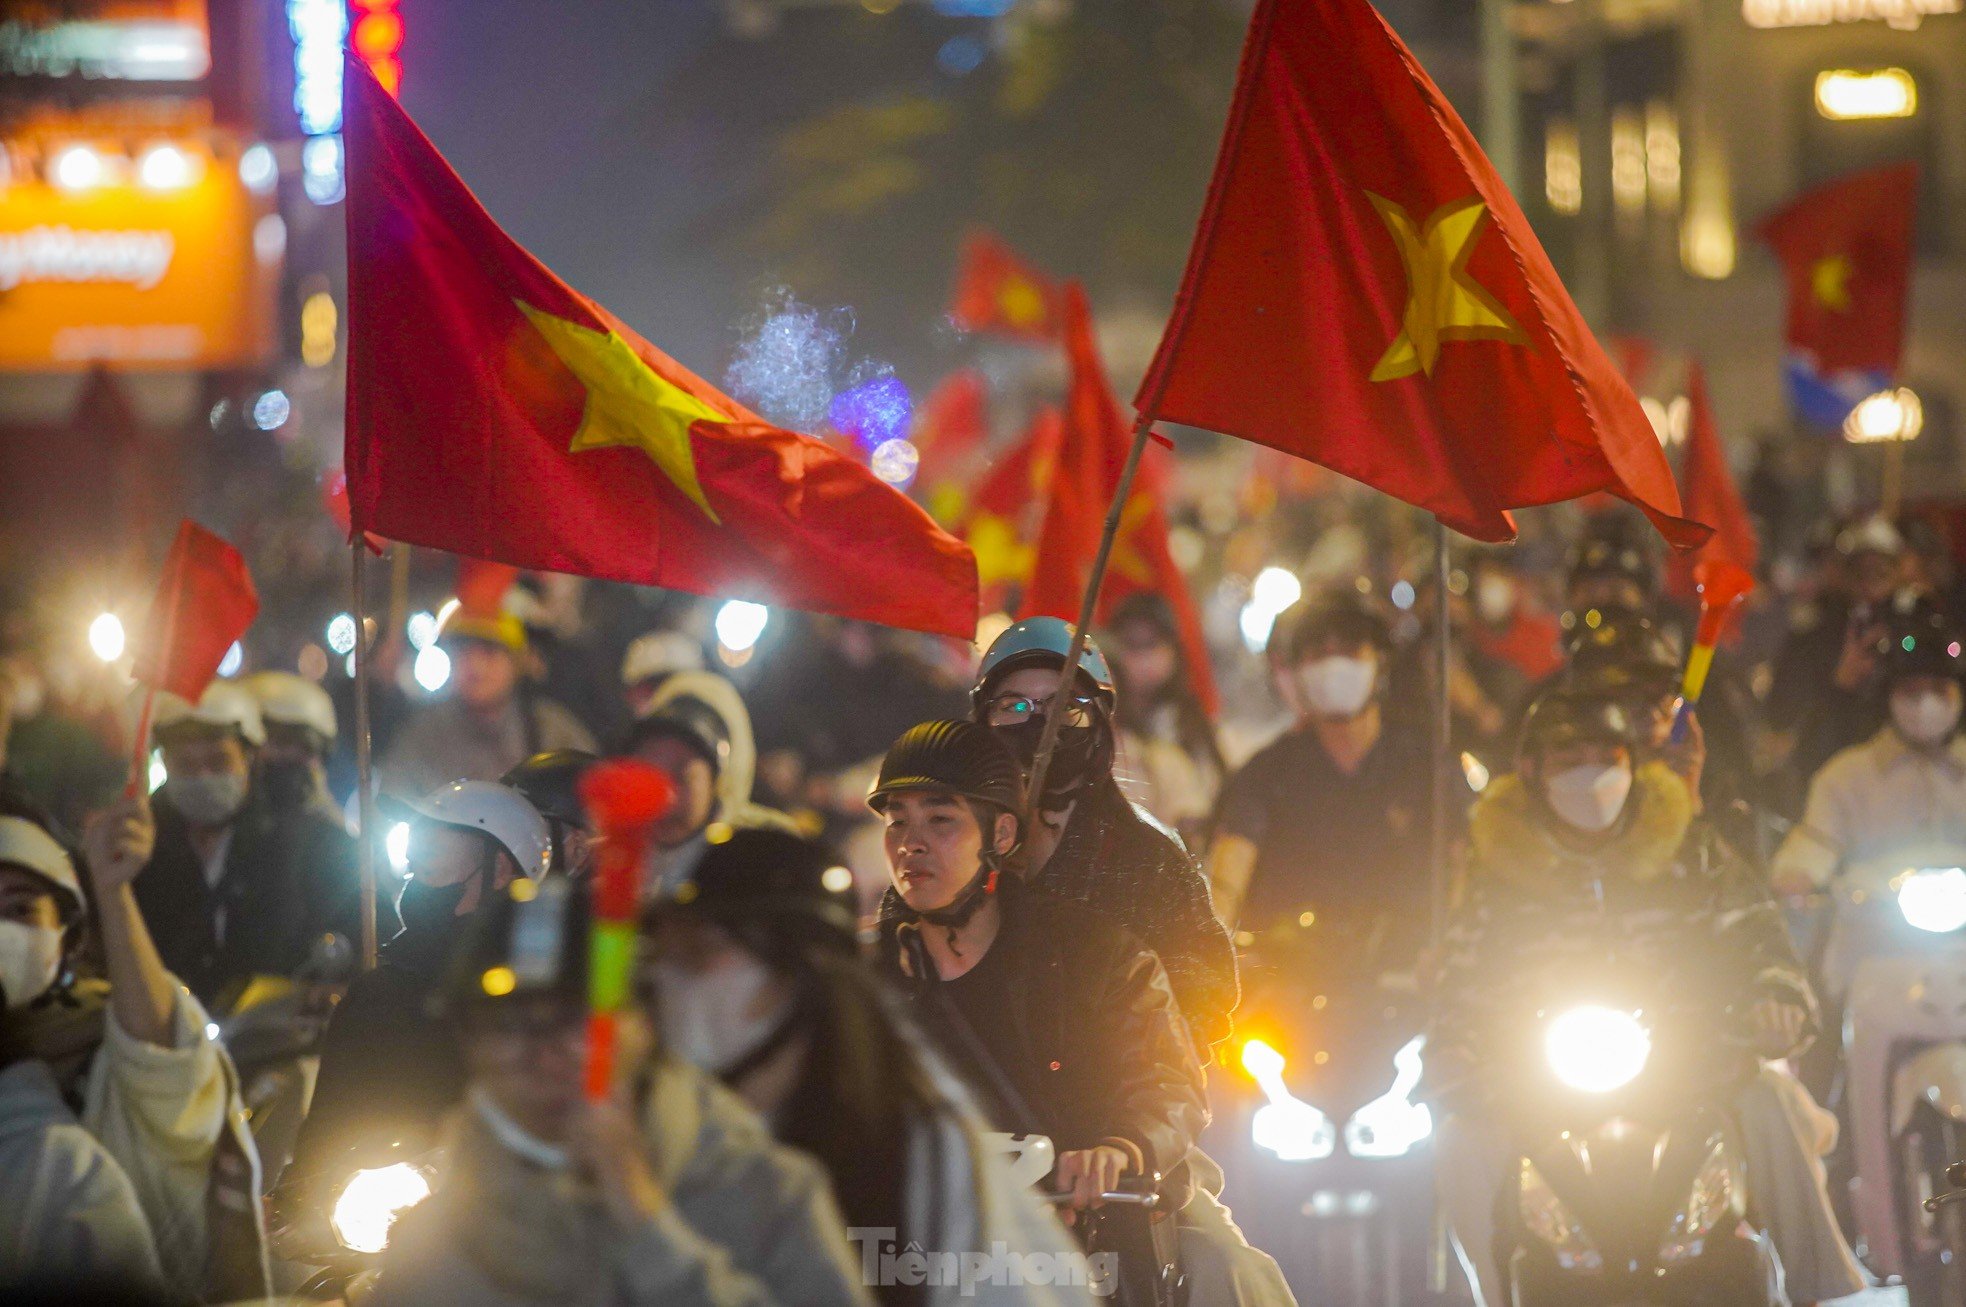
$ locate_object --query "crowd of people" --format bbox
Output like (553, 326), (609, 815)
(1, 497), (1963, 1304)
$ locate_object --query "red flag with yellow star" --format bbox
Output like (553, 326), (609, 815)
(342, 61), (977, 639)
(949, 231), (1064, 343)
(1757, 162), (1917, 378)
(1135, 0), (1705, 548)
(1023, 285), (1219, 717)
(959, 406), (1062, 613)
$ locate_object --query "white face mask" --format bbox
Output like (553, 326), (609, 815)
(1544, 764), (1634, 833)
(1892, 689), (1962, 746)
(169, 772), (249, 827)
(1295, 655), (1377, 719)
(0, 919), (64, 1011)
(651, 954), (792, 1075)
(1475, 574), (1517, 625)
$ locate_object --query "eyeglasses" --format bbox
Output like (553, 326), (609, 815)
(984, 691), (1097, 729)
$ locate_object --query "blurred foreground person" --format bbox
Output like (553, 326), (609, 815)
(871, 722), (1293, 1307)
(500, 750), (601, 879)
(1427, 690), (1863, 1306)
(644, 823), (1089, 1307)
(970, 619), (1236, 1055)
(134, 682), (369, 1007)
(1210, 591), (1435, 958)
(1105, 594), (1224, 850)
(1, 796), (266, 1299)
(380, 610), (595, 797)
(282, 781), (551, 1224)
(372, 876), (871, 1307)
(243, 670), (343, 819)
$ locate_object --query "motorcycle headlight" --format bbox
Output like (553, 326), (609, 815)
(330, 1162), (433, 1255)
(1898, 867), (1966, 934)
(1658, 1136), (1743, 1267)
(1343, 1035), (1433, 1160)
(1243, 1037), (1337, 1161)
(1545, 1006), (1651, 1094)
(1519, 1158), (1601, 1271)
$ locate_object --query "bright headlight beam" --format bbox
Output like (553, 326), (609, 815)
(1899, 867), (1966, 934)
(1344, 1035), (1434, 1159)
(1241, 1038), (1337, 1161)
(330, 1162), (431, 1255)
(89, 613), (127, 662)
(1546, 1006), (1652, 1094)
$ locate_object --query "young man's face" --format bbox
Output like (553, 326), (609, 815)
(160, 729), (250, 785)
(463, 999), (588, 1141)
(451, 640), (520, 713)
(631, 734), (717, 847)
(883, 790), (998, 915)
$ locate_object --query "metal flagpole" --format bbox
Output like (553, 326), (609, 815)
(1431, 519), (1453, 948)
(351, 540), (380, 970)
(1022, 417), (1155, 813)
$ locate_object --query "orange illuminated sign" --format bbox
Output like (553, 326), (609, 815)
(0, 132), (277, 371)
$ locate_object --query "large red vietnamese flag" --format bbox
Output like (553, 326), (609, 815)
(1757, 162), (1917, 376)
(342, 60), (978, 639)
(1023, 285), (1219, 717)
(1135, 0), (1706, 548)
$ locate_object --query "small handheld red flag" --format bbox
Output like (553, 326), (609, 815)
(1666, 362), (1758, 603)
(127, 521), (259, 793)
(1136, 0), (1706, 548)
(949, 231), (1065, 343)
(577, 759), (674, 1101)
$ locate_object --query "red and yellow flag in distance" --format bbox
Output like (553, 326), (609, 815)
(342, 60), (978, 640)
(1135, 0), (1706, 548)
(949, 230), (1065, 343)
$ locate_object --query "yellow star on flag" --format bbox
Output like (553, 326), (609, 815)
(1368, 194), (1527, 383)
(1108, 492), (1157, 587)
(1811, 254), (1853, 312)
(967, 513), (1032, 588)
(999, 276), (1048, 330)
(516, 300), (723, 523)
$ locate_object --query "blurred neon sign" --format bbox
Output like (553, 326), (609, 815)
(1744, 0), (1960, 28)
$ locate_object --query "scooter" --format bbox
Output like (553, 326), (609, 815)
(1216, 914), (1448, 1305)
(1469, 962), (1784, 1305)
(986, 1131), (1186, 1307)
(1821, 849), (1966, 1302)
(269, 1135), (440, 1300)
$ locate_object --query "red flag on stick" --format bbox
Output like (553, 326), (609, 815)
(949, 231), (1065, 343)
(343, 58), (977, 640)
(1666, 362), (1759, 602)
(1134, 0), (1706, 548)
(1023, 285), (1219, 717)
(1758, 162), (1917, 378)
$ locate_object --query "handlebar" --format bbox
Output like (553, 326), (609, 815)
(1046, 1191), (1161, 1209)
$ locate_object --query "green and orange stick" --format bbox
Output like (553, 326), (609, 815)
(576, 760), (674, 1101)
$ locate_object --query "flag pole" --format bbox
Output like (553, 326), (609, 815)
(351, 540), (380, 970)
(1023, 417), (1155, 812)
(1430, 519), (1454, 948)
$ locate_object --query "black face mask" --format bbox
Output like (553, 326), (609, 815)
(258, 760), (318, 813)
(994, 718), (1102, 804)
(397, 875), (473, 940)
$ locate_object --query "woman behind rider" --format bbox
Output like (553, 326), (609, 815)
(1104, 594), (1225, 852)
(641, 823), (1088, 1307)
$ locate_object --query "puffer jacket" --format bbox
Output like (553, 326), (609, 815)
(1035, 778), (1238, 1054)
(1426, 762), (1815, 1107)
(878, 874), (1208, 1184)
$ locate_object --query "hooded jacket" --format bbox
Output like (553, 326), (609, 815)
(1426, 762), (1815, 1106)
(370, 1056), (871, 1307)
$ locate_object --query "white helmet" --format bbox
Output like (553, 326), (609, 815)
(399, 781), (552, 881)
(0, 815), (84, 917)
(152, 681), (266, 747)
(641, 670), (756, 822)
(621, 630), (705, 688)
(242, 670), (338, 742)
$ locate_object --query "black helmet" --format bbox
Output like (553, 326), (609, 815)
(650, 825), (859, 954)
(1881, 595), (1964, 686)
(499, 750), (600, 832)
(1563, 615), (1682, 702)
(1518, 688), (1638, 765)
(436, 876), (588, 1024)
(1268, 589), (1392, 666)
(624, 695), (732, 776)
(868, 720), (1024, 821)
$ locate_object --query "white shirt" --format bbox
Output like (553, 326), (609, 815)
(1774, 728), (1966, 887)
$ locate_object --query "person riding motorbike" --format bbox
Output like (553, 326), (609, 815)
(1209, 590), (1438, 963)
(500, 749), (601, 879)
(370, 875), (873, 1307)
(643, 822), (1087, 1306)
(1773, 600), (1966, 897)
(133, 681), (373, 1007)
(243, 670), (343, 819)
(279, 780), (553, 1233)
(870, 721), (1293, 1307)
(967, 618), (1236, 1056)
(1428, 687), (1865, 1306)
(1, 793), (268, 1299)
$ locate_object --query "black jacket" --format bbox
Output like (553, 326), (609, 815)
(133, 794), (382, 1006)
(1035, 777), (1239, 1053)
(877, 875), (1208, 1181)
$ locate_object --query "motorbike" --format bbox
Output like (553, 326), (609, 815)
(1214, 913), (1448, 1306)
(270, 1135), (440, 1300)
(986, 1131), (1185, 1307)
(1820, 849), (1966, 1303)
(1457, 958), (1784, 1305)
